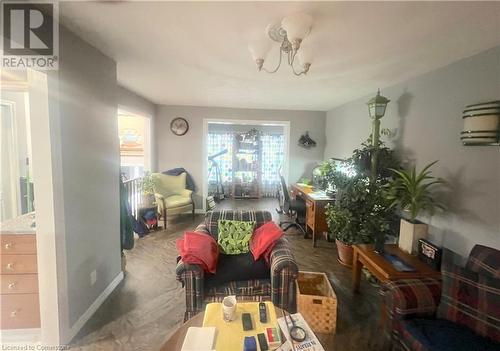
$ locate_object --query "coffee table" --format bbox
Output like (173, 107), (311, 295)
(352, 244), (441, 292)
(161, 306), (335, 350)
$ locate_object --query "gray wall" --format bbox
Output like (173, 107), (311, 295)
(324, 46), (500, 257)
(50, 27), (122, 328)
(156, 106), (326, 208)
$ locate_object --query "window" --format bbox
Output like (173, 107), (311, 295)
(118, 110), (150, 179)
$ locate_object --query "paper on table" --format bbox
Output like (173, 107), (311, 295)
(180, 327), (216, 351)
(276, 313), (325, 351)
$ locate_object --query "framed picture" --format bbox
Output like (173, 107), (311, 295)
(418, 239), (442, 271)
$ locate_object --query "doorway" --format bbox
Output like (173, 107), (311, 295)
(118, 109), (152, 179)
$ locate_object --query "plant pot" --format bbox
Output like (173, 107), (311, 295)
(335, 239), (353, 267)
(398, 218), (428, 254)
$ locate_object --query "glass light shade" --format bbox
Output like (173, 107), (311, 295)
(281, 13), (313, 42)
(296, 46), (313, 66)
(367, 90), (390, 119)
(248, 39), (270, 61)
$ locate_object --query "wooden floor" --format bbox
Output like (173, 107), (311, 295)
(70, 198), (384, 351)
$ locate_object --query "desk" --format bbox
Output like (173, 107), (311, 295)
(291, 184), (335, 247)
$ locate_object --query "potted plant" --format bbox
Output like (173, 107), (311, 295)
(326, 176), (397, 265)
(325, 204), (355, 265)
(139, 172), (156, 206)
(388, 161), (445, 254)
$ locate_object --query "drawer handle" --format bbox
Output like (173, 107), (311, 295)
(4, 242), (13, 250)
(8, 282), (16, 289)
(10, 309), (18, 318)
(6, 263), (15, 270)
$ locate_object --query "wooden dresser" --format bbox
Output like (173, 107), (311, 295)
(0, 213), (40, 329)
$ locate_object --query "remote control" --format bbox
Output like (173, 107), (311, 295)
(242, 313), (253, 331)
(257, 333), (269, 351)
(259, 302), (267, 323)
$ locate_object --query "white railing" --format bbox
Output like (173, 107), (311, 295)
(123, 177), (142, 219)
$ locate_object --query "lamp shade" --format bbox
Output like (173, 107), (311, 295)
(367, 89), (390, 119)
(281, 13), (313, 43)
(461, 101), (500, 145)
(248, 38), (271, 61)
(296, 45), (313, 66)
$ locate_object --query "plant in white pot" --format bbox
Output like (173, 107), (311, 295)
(388, 161), (445, 254)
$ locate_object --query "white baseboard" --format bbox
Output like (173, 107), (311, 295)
(0, 328), (41, 345)
(68, 271), (124, 341)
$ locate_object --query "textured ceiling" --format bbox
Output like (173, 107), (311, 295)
(60, 1), (500, 111)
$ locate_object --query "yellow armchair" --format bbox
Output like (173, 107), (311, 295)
(151, 172), (195, 228)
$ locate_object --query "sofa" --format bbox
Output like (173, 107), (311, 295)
(382, 244), (499, 351)
(176, 210), (298, 321)
(151, 172), (194, 228)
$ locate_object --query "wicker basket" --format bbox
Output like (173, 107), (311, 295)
(296, 271), (337, 334)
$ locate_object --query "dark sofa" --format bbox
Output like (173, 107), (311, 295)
(382, 244), (499, 351)
(176, 210), (298, 321)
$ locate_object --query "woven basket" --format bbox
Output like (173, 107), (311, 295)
(296, 271), (337, 334)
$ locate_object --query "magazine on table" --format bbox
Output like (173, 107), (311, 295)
(276, 313), (325, 351)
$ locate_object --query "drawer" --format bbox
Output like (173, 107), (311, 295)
(0, 293), (40, 329)
(1, 274), (38, 294)
(1, 235), (36, 255)
(1, 255), (37, 274)
(306, 200), (315, 228)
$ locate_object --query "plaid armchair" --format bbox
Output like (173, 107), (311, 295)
(176, 210), (298, 321)
(381, 244), (500, 351)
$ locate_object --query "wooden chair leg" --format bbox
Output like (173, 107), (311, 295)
(163, 208), (167, 229)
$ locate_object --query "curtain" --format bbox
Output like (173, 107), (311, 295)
(207, 132), (233, 196)
(261, 134), (285, 197)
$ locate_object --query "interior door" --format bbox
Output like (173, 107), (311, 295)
(0, 102), (19, 221)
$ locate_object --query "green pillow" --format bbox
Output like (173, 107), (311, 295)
(217, 220), (255, 255)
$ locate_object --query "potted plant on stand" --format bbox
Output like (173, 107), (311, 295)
(139, 172), (156, 206)
(388, 161), (445, 254)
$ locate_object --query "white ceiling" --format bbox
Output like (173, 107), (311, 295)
(59, 1), (500, 111)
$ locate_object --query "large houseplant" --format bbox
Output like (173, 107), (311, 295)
(326, 176), (397, 265)
(388, 161), (445, 254)
(325, 137), (401, 265)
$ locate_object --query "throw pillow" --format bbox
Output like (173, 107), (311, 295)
(437, 263), (500, 343)
(250, 221), (284, 263)
(217, 220), (255, 255)
(176, 231), (219, 273)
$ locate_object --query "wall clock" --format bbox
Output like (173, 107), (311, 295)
(170, 117), (189, 136)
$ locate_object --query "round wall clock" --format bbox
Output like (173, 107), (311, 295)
(170, 117), (189, 136)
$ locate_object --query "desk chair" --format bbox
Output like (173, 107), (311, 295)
(276, 175), (306, 236)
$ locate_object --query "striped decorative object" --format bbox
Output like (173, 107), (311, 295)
(461, 100), (500, 145)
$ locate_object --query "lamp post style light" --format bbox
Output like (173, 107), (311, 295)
(366, 89), (390, 180)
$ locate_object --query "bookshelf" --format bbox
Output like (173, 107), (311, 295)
(232, 131), (261, 199)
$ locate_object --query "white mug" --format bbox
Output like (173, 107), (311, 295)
(222, 295), (237, 322)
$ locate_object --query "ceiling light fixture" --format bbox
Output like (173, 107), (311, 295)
(248, 13), (313, 76)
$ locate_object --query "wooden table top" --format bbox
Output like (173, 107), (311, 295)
(161, 306), (335, 351)
(353, 244), (441, 281)
(291, 184), (335, 202)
